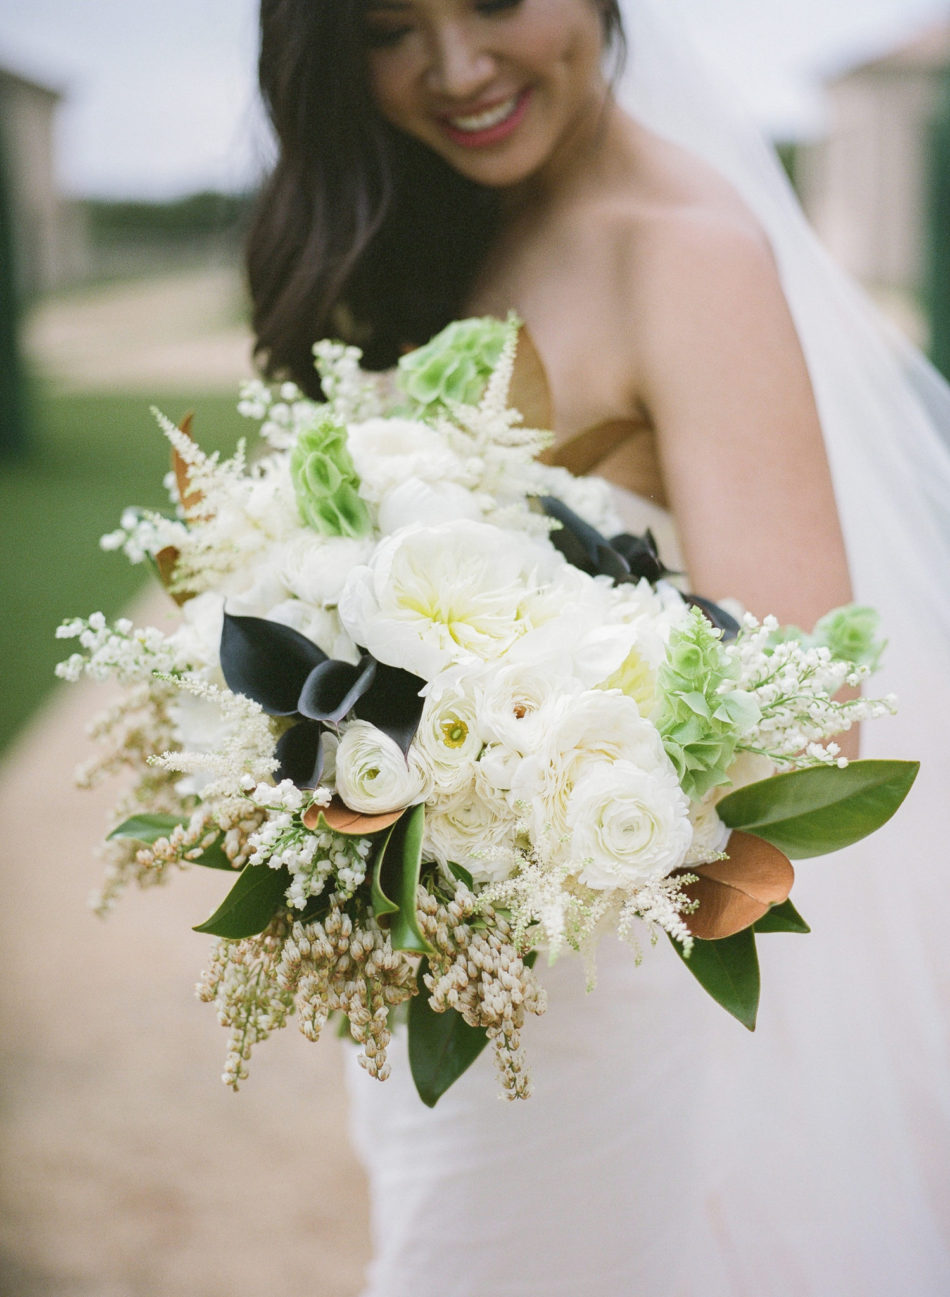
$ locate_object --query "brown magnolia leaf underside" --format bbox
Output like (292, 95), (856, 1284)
(509, 324), (554, 431)
(172, 412), (205, 517)
(680, 830), (794, 940)
(302, 797), (405, 836)
(154, 546), (192, 606)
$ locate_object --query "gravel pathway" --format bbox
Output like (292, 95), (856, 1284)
(3, 275), (372, 1294)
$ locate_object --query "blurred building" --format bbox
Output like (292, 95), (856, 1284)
(0, 64), (85, 298)
(797, 20), (950, 303)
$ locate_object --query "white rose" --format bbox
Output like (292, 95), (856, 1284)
(339, 519), (563, 679)
(346, 417), (467, 502)
(423, 782), (517, 885)
(377, 478), (481, 535)
(567, 760), (692, 890)
(335, 720), (428, 813)
(278, 533), (375, 606)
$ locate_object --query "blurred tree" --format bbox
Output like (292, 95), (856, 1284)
(926, 67), (950, 383)
(0, 121), (29, 458)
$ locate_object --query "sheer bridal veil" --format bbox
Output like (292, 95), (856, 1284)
(613, 3), (950, 1291)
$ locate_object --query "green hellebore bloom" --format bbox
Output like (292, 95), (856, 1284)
(290, 415), (371, 538)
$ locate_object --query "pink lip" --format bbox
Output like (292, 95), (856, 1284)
(438, 89), (532, 149)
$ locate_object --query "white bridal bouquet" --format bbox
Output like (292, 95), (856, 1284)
(58, 317), (916, 1104)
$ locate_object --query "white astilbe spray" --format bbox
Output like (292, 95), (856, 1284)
(147, 674), (278, 807)
(429, 320), (555, 534)
(730, 614), (897, 766)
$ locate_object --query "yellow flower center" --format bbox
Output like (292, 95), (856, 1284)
(441, 717), (469, 749)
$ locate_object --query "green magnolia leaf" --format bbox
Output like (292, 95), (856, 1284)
(447, 861), (475, 891)
(754, 898), (811, 935)
(190, 838), (237, 871)
(717, 759), (919, 859)
(108, 815), (234, 871)
(372, 805), (435, 954)
(193, 863), (290, 938)
(371, 822), (400, 921)
(670, 928), (760, 1030)
(408, 960), (490, 1107)
(108, 812), (185, 844)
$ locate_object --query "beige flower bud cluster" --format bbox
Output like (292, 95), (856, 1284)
(197, 915), (296, 1090)
(416, 886), (546, 1100)
(275, 905), (416, 1080)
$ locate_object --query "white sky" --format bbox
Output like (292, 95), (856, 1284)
(1, 0), (948, 198)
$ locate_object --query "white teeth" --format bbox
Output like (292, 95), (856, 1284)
(449, 95), (519, 133)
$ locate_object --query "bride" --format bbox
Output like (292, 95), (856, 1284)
(247, 1), (950, 1293)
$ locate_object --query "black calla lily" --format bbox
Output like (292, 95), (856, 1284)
(539, 496), (739, 641)
(219, 612), (426, 789)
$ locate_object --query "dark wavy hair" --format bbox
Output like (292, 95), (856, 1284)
(247, 1), (626, 394)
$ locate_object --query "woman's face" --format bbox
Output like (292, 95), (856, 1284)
(363, 0), (609, 189)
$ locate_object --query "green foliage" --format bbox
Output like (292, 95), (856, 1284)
(397, 316), (508, 412)
(656, 607), (759, 799)
(408, 959), (490, 1106)
(193, 862), (292, 938)
(371, 804), (435, 955)
(926, 69), (950, 383)
(753, 898), (811, 935)
(290, 414), (371, 537)
(717, 759), (919, 859)
(83, 192), (253, 242)
(109, 813), (235, 869)
(671, 927), (760, 1030)
(0, 386), (245, 752)
(109, 812), (185, 843)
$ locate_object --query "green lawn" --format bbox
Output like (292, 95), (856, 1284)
(0, 386), (249, 751)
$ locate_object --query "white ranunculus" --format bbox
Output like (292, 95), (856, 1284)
(567, 760), (692, 890)
(339, 519), (563, 679)
(512, 690), (674, 848)
(278, 533), (375, 607)
(413, 681), (484, 796)
(685, 795), (731, 866)
(346, 417), (468, 503)
(377, 478), (481, 535)
(335, 720), (428, 813)
(471, 658), (576, 754)
(423, 782), (517, 885)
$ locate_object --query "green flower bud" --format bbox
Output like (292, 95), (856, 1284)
(290, 415), (371, 538)
(397, 317), (509, 413)
(811, 604), (885, 671)
(657, 608), (758, 800)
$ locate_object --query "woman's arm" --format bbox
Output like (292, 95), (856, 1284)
(628, 214), (852, 630)
(624, 212), (859, 756)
